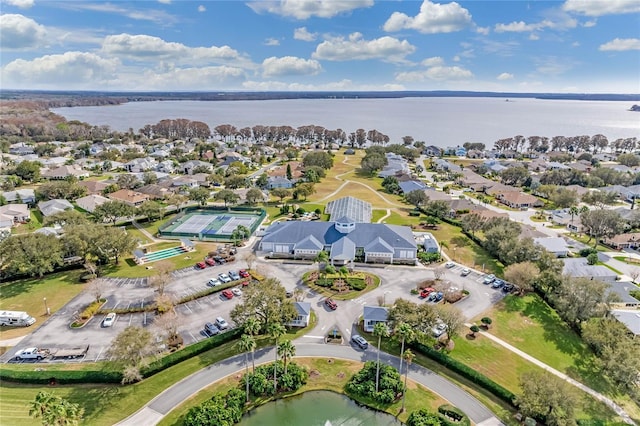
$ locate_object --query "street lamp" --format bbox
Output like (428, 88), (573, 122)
(453, 247), (457, 261)
(43, 297), (50, 316)
(383, 290), (392, 306)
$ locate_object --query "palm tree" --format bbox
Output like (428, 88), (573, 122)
(314, 250), (330, 278)
(568, 205), (579, 233)
(237, 334), (256, 402)
(30, 391), (56, 422)
(395, 322), (414, 375)
(401, 349), (415, 413)
(373, 321), (390, 393)
(267, 322), (286, 392)
(244, 317), (261, 372)
(277, 340), (296, 375)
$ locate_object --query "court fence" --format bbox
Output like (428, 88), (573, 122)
(158, 206), (266, 242)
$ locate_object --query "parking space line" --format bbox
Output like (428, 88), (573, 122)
(128, 315), (133, 326)
(188, 331), (197, 343)
(94, 347), (104, 362)
(183, 304), (193, 313)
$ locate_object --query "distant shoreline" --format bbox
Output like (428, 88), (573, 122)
(1, 89), (639, 108)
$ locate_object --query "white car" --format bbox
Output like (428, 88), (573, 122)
(207, 278), (221, 287)
(444, 261), (455, 268)
(103, 313), (116, 327)
(218, 273), (232, 283)
(215, 316), (229, 330)
(461, 268), (471, 276)
(231, 287), (243, 297)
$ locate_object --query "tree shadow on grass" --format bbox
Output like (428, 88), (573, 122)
(66, 385), (123, 422)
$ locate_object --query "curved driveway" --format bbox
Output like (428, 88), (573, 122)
(117, 343), (502, 426)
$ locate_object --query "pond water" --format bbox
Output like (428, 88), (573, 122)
(240, 391), (403, 426)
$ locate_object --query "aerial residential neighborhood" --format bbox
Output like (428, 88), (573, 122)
(1, 106), (639, 426)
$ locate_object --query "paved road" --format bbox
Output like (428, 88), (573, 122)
(117, 343), (502, 426)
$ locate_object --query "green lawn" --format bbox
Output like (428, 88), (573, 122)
(0, 270), (86, 341)
(139, 214), (177, 237)
(477, 294), (640, 421)
(124, 225), (151, 246)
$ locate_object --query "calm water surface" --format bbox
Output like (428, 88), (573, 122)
(240, 391), (402, 426)
(52, 97), (639, 147)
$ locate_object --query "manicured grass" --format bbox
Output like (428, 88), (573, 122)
(139, 214), (177, 237)
(11, 210), (43, 234)
(569, 234), (610, 252)
(124, 225), (151, 246)
(102, 242), (219, 278)
(303, 271), (380, 300)
(160, 357), (445, 426)
(0, 270), (86, 341)
(382, 209), (422, 226)
(475, 293), (640, 422)
(371, 209), (388, 223)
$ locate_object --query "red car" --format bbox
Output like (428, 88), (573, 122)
(420, 287), (435, 298)
(221, 289), (234, 299)
(196, 262), (207, 269)
(325, 298), (338, 310)
(239, 269), (250, 278)
(241, 280), (250, 287)
(205, 258), (216, 266)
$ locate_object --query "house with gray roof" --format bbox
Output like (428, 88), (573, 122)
(534, 237), (570, 257)
(325, 196), (372, 223)
(76, 194), (110, 213)
(267, 176), (294, 189)
(2, 189), (35, 205)
(610, 310), (640, 336)
(419, 232), (440, 253)
(562, 258), (617, 283)
(259, 218), (417, 265)
(398, 180), (429, 194)
(38, 199), (73, 217)
(606, 281), (640, 309)
(287, 302), (311, 327)
(0, 204), (29, 227)
(363, 306), (389, 333)
(378, 153), (409, 178)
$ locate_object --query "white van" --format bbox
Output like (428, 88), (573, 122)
(0, 310), (36, 327)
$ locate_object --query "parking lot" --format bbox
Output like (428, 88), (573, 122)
(2, 251), (508, 364)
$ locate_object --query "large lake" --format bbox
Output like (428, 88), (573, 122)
(52, 97), (639, 147)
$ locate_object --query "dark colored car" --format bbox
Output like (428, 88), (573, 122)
(351, 334), (368, 349)
(204, 322), (219, 336)
(502, 283), (515, 293)
(195, 261), (207, 269)
(205, 258), (216, 266)
(221, 289), (234, 299)
(325, 298), (338, 310)
(429, 291), (444, 302)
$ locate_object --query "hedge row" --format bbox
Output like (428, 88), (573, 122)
(0, 328), (243, 385)
(437, 404), (470, 426)
(409, 341), (516, 405)
(0, 367), (122, 385)
(142, 327), (242, 377)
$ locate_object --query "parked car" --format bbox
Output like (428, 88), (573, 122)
(231, 287), (243, 297)
(102, 313), (116, 327)
(491, 279), (504, 289)
(213, 255), (226, 265)
(205, 258), (216, 266)
(229, 270), (241, 281)
(445, 261), (455, 268)
(420, 287), (435, 298)
(204, 322), (219, 336)
(432, 322), (447, 338)
(218, 273), (232, 283)
(502, 283), (515, 293)
(351, 334), (368, 350)
(461, 268), (471, 276)
(207, 278), (221, 287)
(286, 290), (293, 298)
(433, 291), (444, 302)
(324, 298), (338, 310)
(221, 289), (234, 299)
(215, 317), (229, 330)
(239, 269), (250, 278)
(483, 274), (496, 284)
(196, 261), (207, 269)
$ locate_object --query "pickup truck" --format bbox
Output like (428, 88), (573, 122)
(14, 345), (89, 361)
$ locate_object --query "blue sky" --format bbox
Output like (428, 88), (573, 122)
(1, 0), (639, 93)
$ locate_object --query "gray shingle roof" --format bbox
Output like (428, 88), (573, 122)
(331, 237), (356, 260)
(363, 306), (388, 321)
(294, 302), (311, 316)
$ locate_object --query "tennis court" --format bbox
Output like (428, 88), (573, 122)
(159, 209), (264, 240)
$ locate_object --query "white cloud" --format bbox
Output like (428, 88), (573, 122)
(383, 0), (472, 34)
(158, 0), (171, 4)
(494, 21), (539, 33)
(497, 72), (513, 80)
(452, 55), (460, 62)
(247, 0), (373, 19)
(4, 0), (34, 9)
(312, 32), (415, 63)
(198, 5), (206, 12)
(101, 33), (246, 66)
(476, 26), (490, 35)
(264, 38), (280, 46)
(529, 33), (540, 41)
(261, 56), (322, 77)
(294, 27), (317, 42)
(534, 56), (573, 76)
(56, 3), (179, 25)
(599, 38), (640, 51)
(134, 66), (246, 90)
(242, 79), (404, 92)
(2, 51), (119, 89)
(563, 0), (640, 16)
(421, 56), (444, 67)
(396, 65), (473, 82)
(582, 20), (596, 27)
(0, 14), (47, 49)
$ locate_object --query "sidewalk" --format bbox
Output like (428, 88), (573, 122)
(467, 325), (635, 425)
